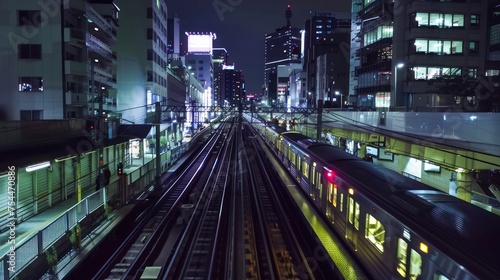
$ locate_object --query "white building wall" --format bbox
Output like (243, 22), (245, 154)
(0, 0), (64, 120)
(115, 0), (169, 124)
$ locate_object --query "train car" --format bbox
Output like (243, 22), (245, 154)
(270, 130), (500, 280)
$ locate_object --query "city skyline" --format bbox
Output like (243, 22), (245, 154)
(168, 0), (350, 94)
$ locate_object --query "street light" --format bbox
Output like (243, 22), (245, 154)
(394, 63), (405, 107)
(335, 91), (343, 109)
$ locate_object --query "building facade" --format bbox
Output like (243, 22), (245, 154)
(184, 32), (216, 113)
(215, 68), (245, 106)
(264, 5), (301, 106)
(0, 0), (119, 120)
(212, 47), (229, 106)
(114, 0), (169, 124)
(303, 12), (351, 108)
(351, 0), (500, 111)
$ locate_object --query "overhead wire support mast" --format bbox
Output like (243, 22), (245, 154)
(155, 101), (161, 189)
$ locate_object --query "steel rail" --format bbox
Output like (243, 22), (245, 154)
(92, 124), (226, 280)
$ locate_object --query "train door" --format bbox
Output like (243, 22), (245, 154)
(301, 157), (311, 196)
(310, 162), (317, 198)
(396, 238), (423, 279)
(326, 183), (337, 222)
(346, 190), (360, 249)
(287, 146), (294, 171)
(296, 155), (302, 182)
(314, 167), (323, 206)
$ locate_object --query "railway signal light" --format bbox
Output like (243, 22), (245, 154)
(117, 163), (123, 176)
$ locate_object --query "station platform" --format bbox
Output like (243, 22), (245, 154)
(0, 156), (151, 258)
(0, 136), (206, 279)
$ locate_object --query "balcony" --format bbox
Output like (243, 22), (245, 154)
(87, 33), (113, 61)
(65, 92), (87, 106)
(88, 64), (116, 87)
(88, 97), (117, 112)
(64, 28), (86, 46)
(86, 5), (116, 40)
(65, 61), (87, 76)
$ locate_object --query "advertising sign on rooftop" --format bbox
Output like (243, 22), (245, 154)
(187, 33), (216, 54)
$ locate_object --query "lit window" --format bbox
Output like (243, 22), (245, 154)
(397, 238), (408, 277)
(409, 249), (422, 280)
(365, 214), (385, 252)
(348, 197), (360, 229)
(18, 77), (43, 92)
(302, 160), (309, 178)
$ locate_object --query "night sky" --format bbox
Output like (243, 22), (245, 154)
(168, 0), (351, 94)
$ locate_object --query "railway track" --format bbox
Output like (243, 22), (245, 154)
(89, 117), (341, 280)
(89, 123), (229, 280)
(243, 123), (307, 279)
(164, 123), (236, 279)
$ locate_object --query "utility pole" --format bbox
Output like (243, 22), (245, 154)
(97, 66), (104, 191)
(155, 101), (161, 189)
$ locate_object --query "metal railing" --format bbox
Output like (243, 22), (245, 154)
(0, 135), (196, 279)
(0, 183), (117, 280)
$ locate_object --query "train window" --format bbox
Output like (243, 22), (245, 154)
(296, 156), (301, 172)
(302, 160), (309, 178)
(409, 249), (422, 280)
(288, 148), (294, 161)
(348, 197), (360, 230)
(332, 184), (337, 207)
(354, 201), (360, 229)
(340, 193), (344, 212)
(433, 274), (449, 280)
(365, 214), (385, 253)
(396, 238), (408, 278)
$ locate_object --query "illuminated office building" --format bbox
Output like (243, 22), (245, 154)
(215, 66), (245, 106)
(264, 5), (301, 106)
(351, 0), (500, 111)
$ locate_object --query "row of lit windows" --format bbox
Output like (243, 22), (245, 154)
(413, 12), (465, 28)
(411, 67), (477, 80)
(414, 39), (463, 54)
(412, 12), (480, 28)
(364, 26), (393, 45)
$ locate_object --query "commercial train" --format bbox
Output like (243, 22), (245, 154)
(261, 128), (500, 280)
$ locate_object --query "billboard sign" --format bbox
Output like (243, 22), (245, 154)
(187, 33), (215, 54)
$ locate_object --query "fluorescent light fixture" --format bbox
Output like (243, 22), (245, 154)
(26, 161), (51, 172)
